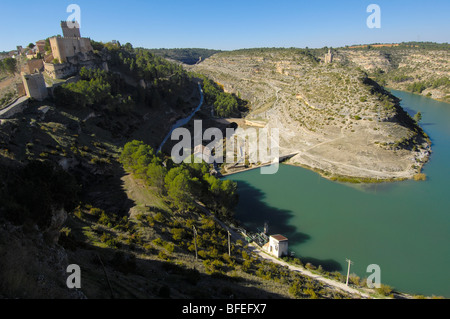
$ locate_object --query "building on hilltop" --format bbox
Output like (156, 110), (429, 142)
(324, 48), (333, 64)
(49, 21), (93, 64)
(35, 40), (46, 55)
(45, 20), (96, 79)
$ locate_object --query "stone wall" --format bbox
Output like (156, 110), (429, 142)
(44, 62), (77, 79)
(23, 59), (44, 74)
(21, 73), (48, 101)
(50, 37), (93, 63)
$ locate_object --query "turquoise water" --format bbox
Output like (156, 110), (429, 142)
(225, 90), (450, 297)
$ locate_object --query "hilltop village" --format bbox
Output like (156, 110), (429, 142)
(1, 21), (108, 113)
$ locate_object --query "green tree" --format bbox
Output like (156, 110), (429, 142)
(165, 167), (197, 211)
(414, 112), (422, 123)
(146, 162), (167, 194)
(1, 58), (17, 75)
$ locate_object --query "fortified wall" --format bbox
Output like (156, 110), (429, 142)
(44, 21), (95, 79)
(21, 72), (48, 101)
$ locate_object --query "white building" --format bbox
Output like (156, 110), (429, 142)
(264, 234), (288, 258)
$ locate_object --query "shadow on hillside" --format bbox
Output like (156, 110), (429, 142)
(233, 180), (310, 245)
(79, 164), (135, 217)
(233, 180), (343, 272)
(64, 227), (289, 299)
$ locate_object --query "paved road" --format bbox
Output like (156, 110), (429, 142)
(0, 96), (29, 119)
(157, 83), (204, 153)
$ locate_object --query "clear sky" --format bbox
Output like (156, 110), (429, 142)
(0, 0), (449, 52)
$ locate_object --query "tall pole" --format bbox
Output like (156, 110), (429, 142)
(193, 226), (198, 261)
(228, 231), (231, 256)
(346, 259), (354, 286)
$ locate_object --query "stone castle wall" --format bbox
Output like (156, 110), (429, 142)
(50, 37), (93, 63)
(21, 73), (48, 101)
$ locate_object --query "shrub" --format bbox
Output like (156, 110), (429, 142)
(89, 207), (104, 217)
(154, 212), (165, 223)
(152, 238), (164, 246)
(163, 242), (175, 253)
(158, 251), (170, 261)
(289, 280), (303, 298)
(414, 173), (427, 181)
(376, 284), (393, 297)
(171, 228), (186, 241)
(305, 263), (317, 270)
(98, 212), (111, 226)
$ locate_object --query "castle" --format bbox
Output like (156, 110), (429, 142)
(45, 21), (94, 79)
(18, 20), (98, 102)
(324, 48), (333, 64)
(49, 21), (93, 64)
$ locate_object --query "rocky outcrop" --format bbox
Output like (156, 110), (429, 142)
(43, 207), (68, 245)
(341, 48), (450, 103)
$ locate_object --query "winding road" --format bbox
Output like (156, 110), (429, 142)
(157, 83), (204, 153)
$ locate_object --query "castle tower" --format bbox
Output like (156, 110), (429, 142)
(325, 48), (333, 64)
(61, 20), (81, 38)
(21, 72), (48, 101)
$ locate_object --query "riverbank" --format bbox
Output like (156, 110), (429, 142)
(221, 160), (417, 184)
(284, 162), (410, 184)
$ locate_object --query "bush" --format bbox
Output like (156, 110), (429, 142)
(376, 284), (393, 297)
(289, 280), (303, 298)
(152, 238), (164, 246)
(305, 263), (317, 271)
(89, 207), (104, 217)
(414, 173), (427, 181)
(171, 228), (186, 241)
(100, 232), (118, 248)
(98, 212), (111, 226)
(163, 242), (175, 253)
(154, 212), (165, 223)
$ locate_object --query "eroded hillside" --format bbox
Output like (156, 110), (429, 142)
(338, 45), (450, 103)
(191, 48), (431, 181)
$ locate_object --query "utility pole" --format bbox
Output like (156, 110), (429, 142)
(228, 231), (231, 256)
(346, 259), (354, 286)
(193, 226), (198, 261)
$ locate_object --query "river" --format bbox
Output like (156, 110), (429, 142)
(224, 90), (450, 297)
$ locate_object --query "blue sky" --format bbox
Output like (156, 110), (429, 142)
(0, 0), (449, 51)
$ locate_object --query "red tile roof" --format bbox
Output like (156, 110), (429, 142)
(271, 235), (288, 242)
